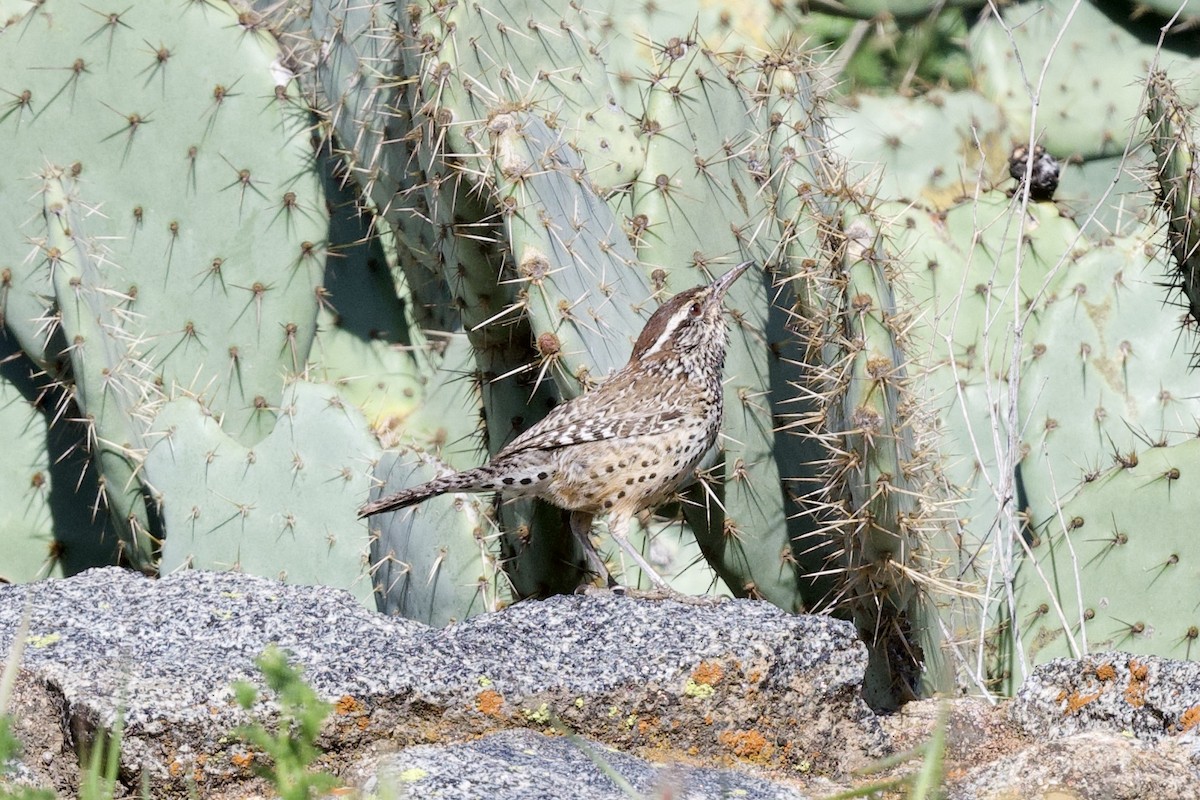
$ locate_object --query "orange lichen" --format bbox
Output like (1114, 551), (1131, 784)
(1180, 705), (1200, 733)
(1064, 691), (1101, 714)
(230, 752), (254, 770)
(691, 661), (724, 686)
(1125, 659), (1149, 708)
(1095, 663), (1116, 681)
(476, 689), (504, 717)
(335, 695), (364, 715)
(168, 760), (184, 778)
(718, 728), (771, 760)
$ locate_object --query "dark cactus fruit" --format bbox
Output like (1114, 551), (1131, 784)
(1008, 144), (1060, 202)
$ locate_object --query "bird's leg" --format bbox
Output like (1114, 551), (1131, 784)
(572, 512), (724, 605)
(606, 512), (673, 592)
(569, 511), (617, 588)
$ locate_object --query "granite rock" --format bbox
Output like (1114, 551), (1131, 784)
(0, 568), (883, 797)
(352, 728), (815, 800)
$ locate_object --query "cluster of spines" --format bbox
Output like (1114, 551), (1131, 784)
(790, 202), (953, 706)
(1145, 70), (1200, 342)
(39, 171), (162, 566)
(0, 0), (348, 582)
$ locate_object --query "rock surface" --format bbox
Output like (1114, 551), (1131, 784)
(955, 731), (1200, 800)
(3, 569), (1200, 799)
(1010, 653), (1200, 758)
(0, 568), (881, 798)
(350, 728), (813, 800)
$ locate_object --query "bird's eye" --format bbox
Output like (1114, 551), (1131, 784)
(689, 302), (702, 317)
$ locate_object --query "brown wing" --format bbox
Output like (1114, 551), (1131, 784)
(495, 369), (692, 456)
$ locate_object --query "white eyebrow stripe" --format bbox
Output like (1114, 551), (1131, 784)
(637, 306), (691, 359)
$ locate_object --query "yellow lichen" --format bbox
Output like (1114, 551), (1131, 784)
(523, 702), (551, 724)
(398, 768), (428, 782)
(25, 633), (61, 648)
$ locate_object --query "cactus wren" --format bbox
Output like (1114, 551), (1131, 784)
(360, 260), (753, 591)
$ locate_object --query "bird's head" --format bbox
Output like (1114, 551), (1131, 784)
(629, 261), (753, 363)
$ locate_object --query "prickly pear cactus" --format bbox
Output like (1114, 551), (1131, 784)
(801, 208), (945, 706)
(0, 0), (328, 565)
(306, 0), (830, 604)
(0, 350), (60, 583)
(0, 0), (327, 430)
(1012, 437), (1200, 694)
(1017, 232), (1200, 521)
(369, 444), (502, 625)
(147, 380), (378, 606)
(308, 150), (428, 428)
(0, 339), (113, 583)
(1145, 70), (1200, 330)
(828, 90), (1009, 208)
(971, 0), (1200, 160)
(38, 172), (160, 565)
(989, 224), (1200, 689)
(203, 0), (1200, 705)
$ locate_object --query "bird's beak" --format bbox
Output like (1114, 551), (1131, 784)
(709, 260), (754, 300)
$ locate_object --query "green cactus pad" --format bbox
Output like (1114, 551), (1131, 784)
(40, 174), (159, 565)
(309, 0), (406, 217)
(1018, 229), (1200, 536)
(828, 90), (1009, 208)
(0, 0), (33, 28)
(0, 366), (59, 583)
(883, 192), (1083, 689)
(574, 0), (809, 109)
(0, 338), (115, 582)
(148, 380), (379, 607)
(971, 1), (1200, 160)
(308, 153), (428, 427)
(0, 0), (327, 444)
(1056, 152), (1156, 241)
(368, 445), (505, 625)
(482, 111), (652, 392)
(822, 212), (942, 705)
(1011, 437), (1200, 692)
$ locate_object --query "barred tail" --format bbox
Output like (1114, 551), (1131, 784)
(358, 467), (497, 518)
